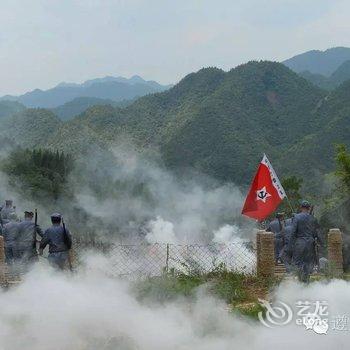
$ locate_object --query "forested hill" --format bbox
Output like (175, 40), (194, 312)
(282, 47), (350, 90)
(278, 79), (350, 184)
(51, 96), (134, 121)
(67, 61), (328, 185)
(283, 47), (350, 76)
(0, 101), (25, 119)
(299, 60), (350, 90)
(2, 60), (347, 188)
(1, 109), (61, 148)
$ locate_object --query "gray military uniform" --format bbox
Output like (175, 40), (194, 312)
(1, 206), (15, 223)
(280, 218), (294, 272)
(2, 221), (18, 264)
(267, 218), (284, 262)
(288, 212), (321, 282)
(40, 224), (72, 269)
(15, 219), (43, 262)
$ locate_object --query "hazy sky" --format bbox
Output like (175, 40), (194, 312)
(1, 0), (349, 95)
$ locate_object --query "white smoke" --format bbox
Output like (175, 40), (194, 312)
(67, 144), (255, 243)
(211, 224), (257, 272)
(145, 216), (178, 244)
(0, 142), (254, 243)
(0, 258), (348, 350)
(213, 224), (241, 244)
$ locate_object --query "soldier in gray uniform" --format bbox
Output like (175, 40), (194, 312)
(280, 216), (294, 272)
(1, 212), (19, 265)
(15, 211), (43, 264)
(1, 200), (16, 223)
(39, 213), (72, 270)
(287, 201), (322, 282)
(267, 213), (285, 263)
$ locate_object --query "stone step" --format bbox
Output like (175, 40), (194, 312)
(274, 263), (286, 276)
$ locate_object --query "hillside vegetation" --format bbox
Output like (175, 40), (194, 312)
(0, 101), (25, 119)
(51, 96), (134, 121)
(2, 60), (348, 190)
(0, 109), (61, 148)
(300, 60), (350, 90)
(283, 47), (350, 76)
(278, 80), (350, 175)
(46, 61), (327, 186)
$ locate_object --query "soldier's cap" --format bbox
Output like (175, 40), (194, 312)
(51, 213), (62, 219)
(300, 200), (311, 208)
(24, 211), (34, 216)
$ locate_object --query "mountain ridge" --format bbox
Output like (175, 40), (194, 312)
(15, 60), (326, 186)
(0, 75), (171, 109)
(2, 59), (347, 191)
(299, 59), (350, 90)
(283, 46), (350, 76)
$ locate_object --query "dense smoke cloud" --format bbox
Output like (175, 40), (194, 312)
(0, 142), (254, 243)
(70, 144), (251, 243)
(0, 257), (349, 350)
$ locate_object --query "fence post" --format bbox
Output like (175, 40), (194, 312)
(256, 230), (275, 278)
(68, 248), (76, 271)
(165, 244), (169, 273)
(0, 236), (5, 284)
(328, 228), (343, 276)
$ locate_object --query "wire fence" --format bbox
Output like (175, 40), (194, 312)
(73, 238), (257, 278)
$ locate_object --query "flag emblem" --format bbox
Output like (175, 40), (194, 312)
(256, 187), (271, 203)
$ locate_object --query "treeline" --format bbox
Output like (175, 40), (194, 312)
(274, 144), (350, 230)
(30, 149), (73, 178)
(2, 148), (74, 200)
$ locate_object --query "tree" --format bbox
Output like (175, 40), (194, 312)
(2, 148), (74, 201)
(278, 175), (303, 216)
(335, 144), (350, 193)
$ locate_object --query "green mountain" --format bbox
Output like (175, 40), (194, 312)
(299, 71), (334, 90)
(283, 47), (350, 76)
(0, 101), (26, 119)
(6, 60), (349, 191)
(0, 75), (170, 108)
(0, 109), (61, 148)
(278, 80), (350, 182)
(37, 61), (327, 185)
(299, 60), (350, 90)
(51, 96), (134, 121)
(47, 117), (108, 155)
(329, 60), (350, 86)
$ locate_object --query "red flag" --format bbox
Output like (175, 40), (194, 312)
(242, 154), (286, 221)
